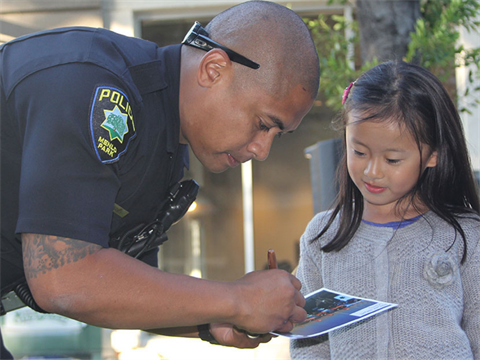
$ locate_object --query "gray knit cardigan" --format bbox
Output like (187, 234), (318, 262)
(290, 211), (480, 360)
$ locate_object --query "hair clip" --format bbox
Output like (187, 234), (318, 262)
(342, 81), (356, 105)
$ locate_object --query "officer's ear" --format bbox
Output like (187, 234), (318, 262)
(197, 49), (232, 87)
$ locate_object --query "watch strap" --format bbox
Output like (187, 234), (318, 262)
(197, 323), (220, 345)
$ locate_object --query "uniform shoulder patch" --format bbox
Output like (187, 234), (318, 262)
(90, 86), (136, 163)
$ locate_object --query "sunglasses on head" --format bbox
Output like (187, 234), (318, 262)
(182, 21), (260, 70)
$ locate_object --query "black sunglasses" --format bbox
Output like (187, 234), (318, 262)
(182, 21), (260, 70)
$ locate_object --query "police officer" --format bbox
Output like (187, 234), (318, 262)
(0, 1), (320, 356)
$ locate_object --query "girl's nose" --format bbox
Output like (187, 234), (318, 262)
(364, 157), (383, 179)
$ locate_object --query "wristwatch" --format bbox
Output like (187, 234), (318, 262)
(197, 323), (220, 345)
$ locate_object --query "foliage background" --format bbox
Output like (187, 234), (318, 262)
(308, 0), (480, 113)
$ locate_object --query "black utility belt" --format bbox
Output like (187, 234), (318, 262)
(1, 291), (25, 315)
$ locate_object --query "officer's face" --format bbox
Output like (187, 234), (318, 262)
(182, 79), (313, 173)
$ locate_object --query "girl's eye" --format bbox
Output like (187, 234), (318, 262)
(353, 149), (365, 156)
(387, 158), (401, 164)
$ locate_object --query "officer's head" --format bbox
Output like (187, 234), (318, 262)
(179, 0), (320, 173)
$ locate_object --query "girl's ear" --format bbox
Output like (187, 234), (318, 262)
(426, 150), (438, 168)
(197, 49), (231, 87)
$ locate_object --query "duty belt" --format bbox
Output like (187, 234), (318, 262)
(0, 290), (26, 315)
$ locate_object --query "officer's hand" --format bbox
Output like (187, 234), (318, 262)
(209, 323), (272, 348)
(231, 269), (306, 335)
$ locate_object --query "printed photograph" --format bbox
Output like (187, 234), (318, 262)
(274, 288), (397, 339)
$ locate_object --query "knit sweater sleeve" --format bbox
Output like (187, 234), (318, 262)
(290, 212), (331, 360)
(296, 218), (324, 295)
(460, 218), (480, 357)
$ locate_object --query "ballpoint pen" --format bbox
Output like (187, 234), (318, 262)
(246, 249), (278, 339)
(268, 249), (278, 270)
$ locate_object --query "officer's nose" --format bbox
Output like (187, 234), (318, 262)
(247, 132), (275, 161)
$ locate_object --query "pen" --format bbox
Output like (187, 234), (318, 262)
(245, 249), (278, 340)
(268, 249), (278, 270)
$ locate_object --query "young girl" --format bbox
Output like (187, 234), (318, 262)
(290, 61), (480, 359)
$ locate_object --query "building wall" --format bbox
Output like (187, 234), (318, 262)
(0, 0), (103, 42)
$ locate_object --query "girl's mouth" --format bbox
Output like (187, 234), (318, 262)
(364, 182), (386, 194)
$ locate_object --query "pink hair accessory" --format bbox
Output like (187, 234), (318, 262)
(342, 81), (356, 105)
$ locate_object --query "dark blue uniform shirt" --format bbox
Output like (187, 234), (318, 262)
(0, 27), (189, 295)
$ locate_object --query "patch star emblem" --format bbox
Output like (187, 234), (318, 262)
(102, 105), (129, 143)
(89, 85), (136, 163)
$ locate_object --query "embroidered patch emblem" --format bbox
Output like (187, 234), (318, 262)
(90, 86), (136, 163)
(102, 106), (129, 142)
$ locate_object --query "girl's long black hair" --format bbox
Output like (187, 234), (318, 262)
(314, 61), (479, 263)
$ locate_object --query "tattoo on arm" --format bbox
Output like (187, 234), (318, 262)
(22, 234), (101, 280)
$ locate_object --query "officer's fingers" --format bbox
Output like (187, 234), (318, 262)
(290, 306), (307, 324)
(232, 327), (272, 348)
(275, 319), (294, 333)
(289, 274), (302, 290)
(295, 289), (306, 308)
(257, 333), (273, 344)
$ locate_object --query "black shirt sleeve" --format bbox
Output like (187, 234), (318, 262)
(12, 63), (132, 247)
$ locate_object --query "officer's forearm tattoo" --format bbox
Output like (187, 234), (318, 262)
(22, 234), (101, 279)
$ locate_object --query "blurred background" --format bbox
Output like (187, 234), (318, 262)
(1, 0), (479, 359)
